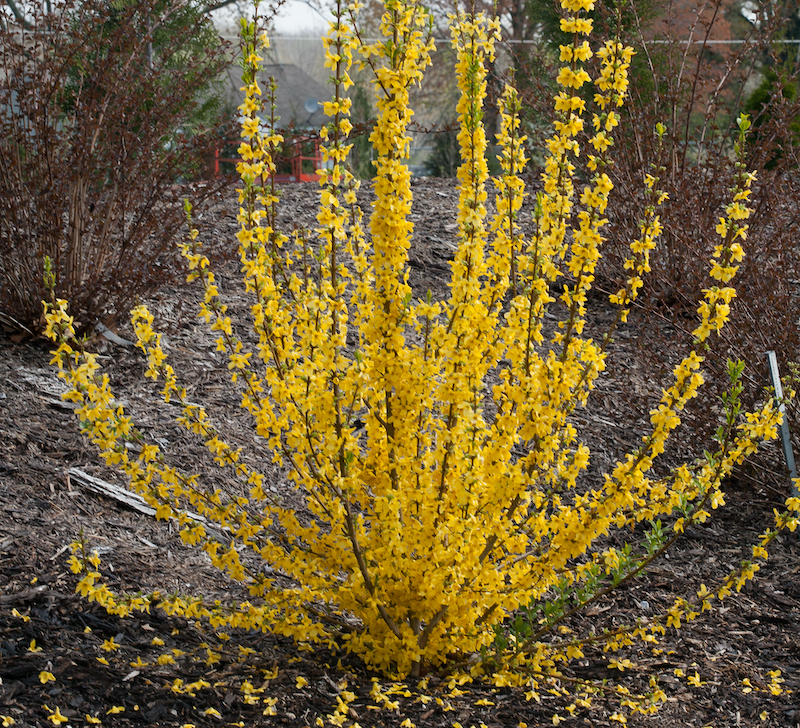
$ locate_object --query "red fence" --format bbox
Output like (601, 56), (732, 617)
(210, 135), (323, 183)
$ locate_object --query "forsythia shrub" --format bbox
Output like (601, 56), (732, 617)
(45, 0), (800, 691)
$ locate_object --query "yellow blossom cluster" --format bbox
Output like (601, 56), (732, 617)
(609, 129), (668, 322)
(694, 115), (755, 343)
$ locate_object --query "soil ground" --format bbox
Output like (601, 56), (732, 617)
(1, 180), (799, 728)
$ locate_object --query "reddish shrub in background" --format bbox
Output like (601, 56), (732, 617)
(0, 0), (232, 336)
(606, 6), (800, 456)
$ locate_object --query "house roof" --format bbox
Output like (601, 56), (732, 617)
(258, 63), (330, 130)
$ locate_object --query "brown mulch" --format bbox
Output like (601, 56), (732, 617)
(1, 179), (799, 728)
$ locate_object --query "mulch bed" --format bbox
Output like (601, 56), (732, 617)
(1, 179), (798, 728)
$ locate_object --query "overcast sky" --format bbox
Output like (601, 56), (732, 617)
(272, 0), (330, 34)
(211, 0), (331, 38)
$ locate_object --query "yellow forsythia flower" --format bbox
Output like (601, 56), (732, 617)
(45, 707), (69, 725)
(100, 638), (119, 652)
(262, 697), (278, 716)
(687, 672), (707, 687)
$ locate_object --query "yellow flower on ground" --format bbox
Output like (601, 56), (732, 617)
(100, 638), (118, 652)
(687, 671), (706, 687)
(45, 707), (69, 725)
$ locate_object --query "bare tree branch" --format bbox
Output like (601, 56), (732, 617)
(202, 0), (288, 24)
(202, 0), (245, 13)
(4, 0), (33, 29)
